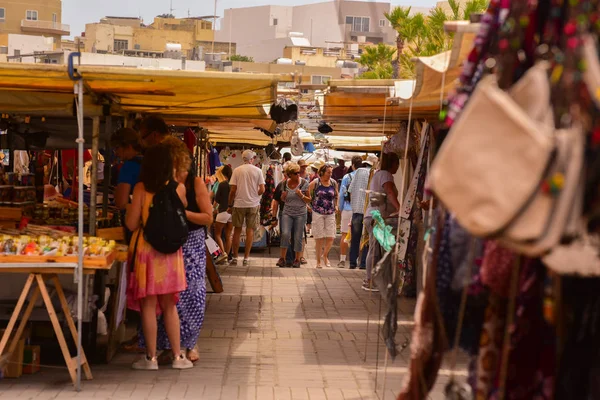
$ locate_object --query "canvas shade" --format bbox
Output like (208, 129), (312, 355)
(0, 63), (278, 120)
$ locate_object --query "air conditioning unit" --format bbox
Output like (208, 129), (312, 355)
(134, 44), (141, 50)
(0, 46), (8, 55)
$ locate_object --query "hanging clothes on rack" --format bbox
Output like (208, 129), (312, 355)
(259, 160), (282, 225)
(207, 144), (221, 176)
(402, 0), (600, 399)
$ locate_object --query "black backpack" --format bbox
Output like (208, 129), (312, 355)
(344, 173), (353, 203)
(143, 180), (189, 254)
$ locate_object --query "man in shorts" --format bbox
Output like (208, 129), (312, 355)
(228, 150), (266, 266)
(337, 159), (358, 268)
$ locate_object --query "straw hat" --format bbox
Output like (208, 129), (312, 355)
(310, 160), (325, 170)
(364, 155), (379, 166)
(215, 166), (227, 182)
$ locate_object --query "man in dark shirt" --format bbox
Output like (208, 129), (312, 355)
(332, 159), (347, 185)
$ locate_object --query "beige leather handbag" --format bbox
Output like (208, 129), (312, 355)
(429, 65), (555, 237)
(500, 127), (584, 256)
(497, 62), (585, 256)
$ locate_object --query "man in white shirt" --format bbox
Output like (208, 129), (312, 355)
(228, 150), (266, 266)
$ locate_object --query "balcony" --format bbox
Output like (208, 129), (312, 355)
(21, 20), (70, 36)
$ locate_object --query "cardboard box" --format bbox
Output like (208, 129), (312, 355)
(22, 345), (40, 374)
(3, 338), (24, 378)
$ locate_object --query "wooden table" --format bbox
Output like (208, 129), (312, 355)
(0, 253), (115, 386)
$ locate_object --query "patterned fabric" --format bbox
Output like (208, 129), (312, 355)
(481, 240), (516, 298)
(398, 210), (448, 399)
(489, 259), (555, 400)
(401, 132), (430, 297)
(348, 168), (370, 214)
(260, 164), (276, 225)
(475, 294), (506, 400)
(139, 228), (207, 350)
(311, 180), (336, 215)
(127, 193), (186, 314)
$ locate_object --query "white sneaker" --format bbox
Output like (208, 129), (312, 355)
(243, 259), (249, 266)
(132, 355), (158, 370)
(337, 261), (346, 268)
(172, 353), (194, 370)
(229, 258), (238, 266)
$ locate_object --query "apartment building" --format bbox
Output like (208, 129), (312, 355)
(0, 0), (70, 49)
(216, 0), (396, 62)
(84, 16), (222, 60)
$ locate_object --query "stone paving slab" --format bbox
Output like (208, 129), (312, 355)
(0, 238), (467, 399)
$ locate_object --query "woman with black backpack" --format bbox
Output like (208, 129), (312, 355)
(126, 143), (193, 371)
(274, 162), (311, 268)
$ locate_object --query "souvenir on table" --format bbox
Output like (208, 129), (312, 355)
(0, 234), (116, 257)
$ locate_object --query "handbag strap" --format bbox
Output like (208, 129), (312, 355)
(129, 228), (142, 273)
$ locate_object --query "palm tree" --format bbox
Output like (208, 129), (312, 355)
(384, 7), (413, 79)
(385, 0), (489, 78)
(358, 43), (397, 79)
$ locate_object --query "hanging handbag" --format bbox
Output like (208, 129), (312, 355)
(429, 64), (555, 237)
(499, 127), (584, 256)
(494, 64), (585, 255)
(583, 34), (600, 109)
(542, 220), (600, 276)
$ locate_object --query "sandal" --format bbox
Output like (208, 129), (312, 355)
(122, 335), (145, 354)
(187, 348), (200, 363)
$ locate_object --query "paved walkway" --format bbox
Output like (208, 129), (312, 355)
(0, 238), (467, 399)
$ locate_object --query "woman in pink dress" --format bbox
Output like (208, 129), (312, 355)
(126, 143), (193, 370)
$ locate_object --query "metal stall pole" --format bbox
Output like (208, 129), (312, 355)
(68, 51), (85, 392)
(90, 117), (100, 235)
(102, 117), (112, 218)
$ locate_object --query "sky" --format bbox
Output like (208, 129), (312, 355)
(63, 0), (438, 39)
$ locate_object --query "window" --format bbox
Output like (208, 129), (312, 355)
(0, 8), (5, 21)
(53, 13), (57, 23)
(345, 16), (369, 32)
(113, 39), (128, 52)
(379, 19), (386, 27)
(311, 75), (331, 85)
(26, 10), (38, 21)
(273, 18), (278, 26)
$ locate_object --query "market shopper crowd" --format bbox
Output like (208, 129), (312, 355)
(110, 115), (401, 371)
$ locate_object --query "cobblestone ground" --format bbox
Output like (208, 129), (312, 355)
(0, 238), (467, 399)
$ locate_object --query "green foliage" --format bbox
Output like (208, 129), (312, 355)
(358, 43), (397, 79)
(229, 54), (254, 62)
(385, 0), (489, 78)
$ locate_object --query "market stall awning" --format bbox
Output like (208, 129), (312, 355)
(208, 129), (279, 146)
(0, 63), (279, 120)
(325, 135), (387, 152)
(322, 91), (402, 137)
(396, 22), (477, 118)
